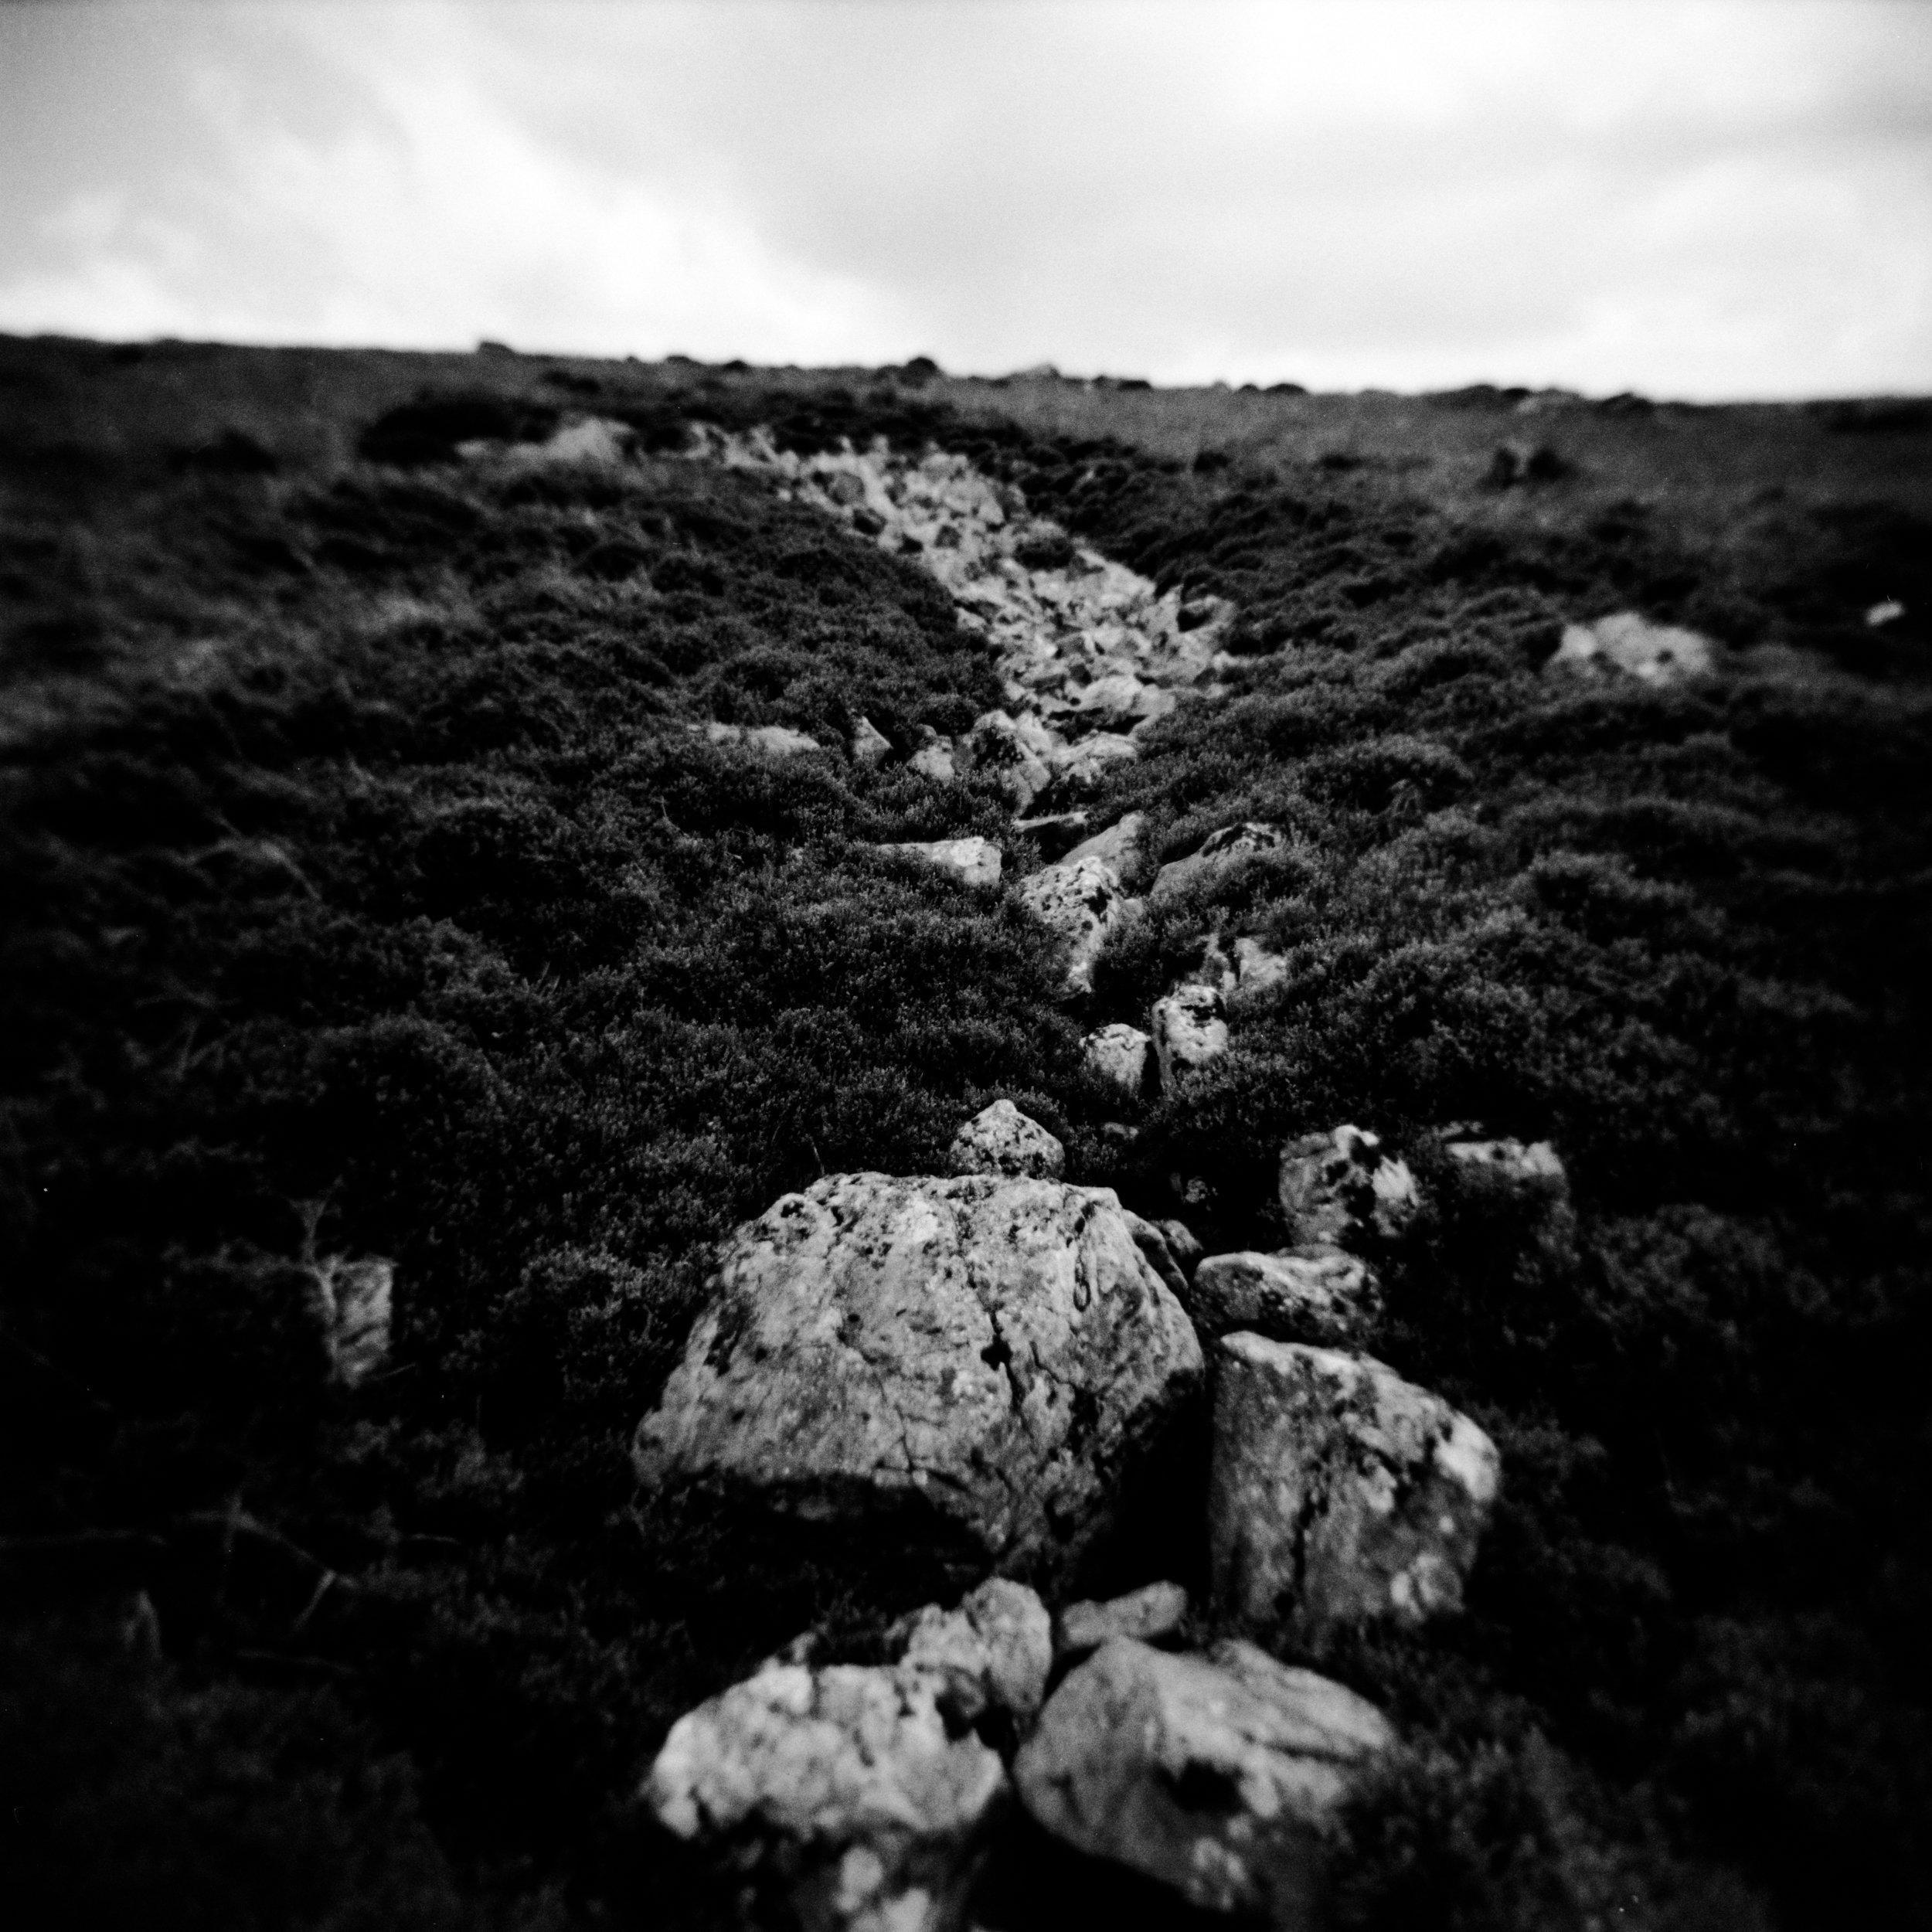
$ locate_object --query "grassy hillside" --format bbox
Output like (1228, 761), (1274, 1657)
(3, 334), (1930, 1931)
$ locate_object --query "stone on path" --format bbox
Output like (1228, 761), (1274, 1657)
(1189, 1249), (1382, 1349)
(633, 1173), (1202, 1580)
(1014, 1636), (1392, 1922)
(1016, 855), (1136, 996)
(946, 1100), (1064, 1181)
(1082, 1022), (1151, 1101)
(874, 837), (1003, 889)
(645, 1658), (1005, 1932)
(1277, 1124), (1418, 1247)
(890, 1577), (1053, 1726)
(1055, 1580), (1190, 1662)
(1151, 984), (1228, 1090)
(1209, 1334), (1500, 1639)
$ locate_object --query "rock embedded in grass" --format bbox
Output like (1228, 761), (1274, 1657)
(1081, 1022), (1152, 1101)
(1013, 1636), (1392, 1920)
(1209, 1334), (1501, 1638)
(645, 1657), (1006, 1932)
(1016, 854), (1138, 996)
(873, 837), (1003, 889)
(1277, 1124), (1419, 1247)
(946, 1100), (1064, 1180)
(1150, 984), (1229, 1089)
(632, 1173), (1202, 1582)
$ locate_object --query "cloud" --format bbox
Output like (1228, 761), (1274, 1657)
(0, 0), (1926, 396)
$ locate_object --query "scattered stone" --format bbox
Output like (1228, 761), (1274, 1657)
(1151, 984), (1228, 1090)
(873, 837), (1003, 889)
(633, 1173), (1203, 1580)
(1209, 1334), (1501, 1638)
(1082, 1022), (1152, 1101)
(947, 1100), (1065, 1181)
(1277, 1125), (1419, 1247)
(1060, 811), (1146, 878)
(1150, 822), (1287, 902)
(1055, 1581), (1190, 1661)
(1442, 1133), (1569, 1200)
(1013, 811), (1090, 859)
(1232, 935), (1290, 995)
(1154, 1219), (1203, 1281)
(1189, 1249), (1382, 1348)
(1550, 611), (1715, 685)
(850, 716), (893, 767)
(891, 1577), (1053, 1726)
(1017, 855), (1135, 996)
(705, 722), (825, 758)
(645, 1658), (1005, 1932)
(909, 732), (957, 782)
(1013, 1636), (1392, 1921)
(310, 1255), (393, 1386)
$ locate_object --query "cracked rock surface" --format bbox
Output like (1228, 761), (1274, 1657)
(632, 1172), (1202, 1578)
(645, 1658), (1005, 1932)
(1209, 1334), (1501, 1639)
(1013, 1636), (1393, 1920)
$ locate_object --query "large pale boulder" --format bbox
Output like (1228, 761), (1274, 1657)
(1151, 984), (1228, 1090)
(1209, 1335), (1500, 1638)
(1082, 1022), (1151, 1101)
(1189, 1249), (1382, 1349)
(946, 1100), (1064, 1181)
(1150, 821), (1287, 902)
(1277, 1124), (1419, 1247)
(874, 837), (1003, 889)
(890, 1577), (1053, 1726)
(645, 1658), (1005, 1932)
(633, 1173), (1203, 1579)
(1014, 1637), (1392, 1921)
(1016, 855), (1134, 995)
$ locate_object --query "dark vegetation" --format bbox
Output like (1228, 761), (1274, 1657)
(3, 335), (1930, 1930)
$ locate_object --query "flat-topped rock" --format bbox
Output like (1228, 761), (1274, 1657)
(1014, 1637), (1392, 1920)
(1189, 1248), (1383, 1348)
(1055, 1581), (1190, 1662)
(1209, 1334), (1501, 1639)
(633, 1173), (1202, 1580)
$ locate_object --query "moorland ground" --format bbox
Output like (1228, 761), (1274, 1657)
(2, 335), (1930, 1930)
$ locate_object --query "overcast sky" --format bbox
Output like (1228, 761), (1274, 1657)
(2, 0), (1929, 398)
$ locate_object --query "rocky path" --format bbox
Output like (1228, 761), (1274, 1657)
(624, 425), (1572, 1929)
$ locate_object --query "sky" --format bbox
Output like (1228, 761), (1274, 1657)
(2, 0), (1929, 399)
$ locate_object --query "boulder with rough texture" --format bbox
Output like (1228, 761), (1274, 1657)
(1550, 611), (1715, 685)
(1014, 1637), (1392, 1921)
(1017, 855), (1134, 995)
(1151, 985), (1228, 1090)
(633, 1173), (1203, 1580)
(850, 716), (893, 767)
(1277, 1124), (1419, 1247)
(1189, 1249), (1382, 1349)
(645, 1658), (1005, 1932)
(1150, 822), (1287, 901)
(1055, 1581), (1190, 1661)
(1060, 811), (1145, 878)
(875, 838), (1003, 889)
(1209, 1334), (1501, 1638)
(946, 1100), (1064, 1181)
(706, 722), (825, 758)
(891, 1577), (1053, 1726)
(1082, 1022), (1151, 1101)
(1444, 1134), (1569, 1199)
